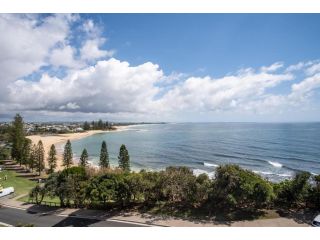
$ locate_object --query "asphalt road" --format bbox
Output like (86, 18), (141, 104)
(0, 206), (145, 227)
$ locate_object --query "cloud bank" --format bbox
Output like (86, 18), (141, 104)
(1, 14), (320, 121)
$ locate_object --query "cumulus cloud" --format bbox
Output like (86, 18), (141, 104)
(0, 14), (73, 89)
(80, 39), (115, 61)
(49, 45), (80, 68)
(158, 70), (293, 112)
(7, 58), (163, 114)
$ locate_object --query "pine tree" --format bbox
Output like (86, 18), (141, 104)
(22, 138), (32, 167)
(98, 119), (104, 130)
(10, 113), (25, 165)
(118, 144), (130, 172)
(80, 148), (89, 167)
(36, 140), (45, 175)
(99, 141), (109, 168)
(63, 140), (73, 168)
(29, 144), (37, 171)
(83, 121), (90, 131)
(47, 144), (57, 174)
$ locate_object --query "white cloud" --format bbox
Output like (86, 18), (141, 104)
(7, 58), (163, 114)
(0, 14), (73, 88)
(49, 45), (79, 68)
(305, 63), (320, 76)
(158, 70), (294, 112)
(1, 14), (320, 121)
(260, 62), (283, 72)
(80, 39), (115, 61)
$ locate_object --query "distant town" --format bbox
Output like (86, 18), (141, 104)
(0, 121), (166, 135)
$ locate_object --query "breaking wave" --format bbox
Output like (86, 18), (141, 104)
(203, 162), (219, 168)
(268, 161), (283, 168)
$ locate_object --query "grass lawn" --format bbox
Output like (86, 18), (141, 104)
(0, 170), (37, 196)
(18, 194), (61, 206)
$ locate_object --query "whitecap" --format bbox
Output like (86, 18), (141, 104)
(203, 162), (219, 168)
(268, 161), (283, 168)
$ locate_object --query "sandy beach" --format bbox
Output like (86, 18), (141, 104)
(26, 126), (128, 171)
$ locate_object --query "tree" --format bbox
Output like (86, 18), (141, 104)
(63, 140), (73, 168)
(97, 119), (104, 130)
(99, 141), (109, 168)
(36, 140), (45, 175)
(307, 175), (320, 210)
(44, 167), (87, 207)
(83, 121), (90, 131)
(29, 144), (37, 171)
(10, 113), (25, 165)
(47, 144), (57, 174)
(274, 171), (311, 207)
(161, 166), (197, 205)
(118, 144), (130, 172)
(29, 185), (46, 204)
(22, 138), (32, 167)
(209, 165), (274, 210)
(79, 148), (89, 167)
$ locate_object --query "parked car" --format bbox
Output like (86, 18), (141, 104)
(0, 187), (14, 198)
(312, 214), (320, 227)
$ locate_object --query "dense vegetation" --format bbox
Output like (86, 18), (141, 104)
(83, 120), (115, 131)
(29, 164), (320, 215)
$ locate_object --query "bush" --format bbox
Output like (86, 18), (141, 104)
(209, 165), (274, 210)
(274, 171), (311, 207)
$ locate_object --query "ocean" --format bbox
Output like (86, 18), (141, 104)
(69, 123), (320, 182)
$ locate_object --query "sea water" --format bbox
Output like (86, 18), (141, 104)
(70, 123), (320, 182)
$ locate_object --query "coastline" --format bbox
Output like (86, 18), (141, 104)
(26, 126), (129, 171)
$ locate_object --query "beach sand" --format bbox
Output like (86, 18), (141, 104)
(26, 126), (128, 171)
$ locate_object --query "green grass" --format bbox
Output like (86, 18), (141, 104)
(0, 170), (37, 196)
(18, 194), (60, 205)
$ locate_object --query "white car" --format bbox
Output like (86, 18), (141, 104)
(312, 214), (320, 227)
(0, 187), (14, 198)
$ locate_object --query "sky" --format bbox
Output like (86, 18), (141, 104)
(0, 13), (320, 122)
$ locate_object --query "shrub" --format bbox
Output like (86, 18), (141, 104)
(209, 165), (274, 210)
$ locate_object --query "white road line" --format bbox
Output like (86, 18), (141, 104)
(0, 221), (13, 227)
(0, 203), (26, 211)
(107, 218), (159, 227)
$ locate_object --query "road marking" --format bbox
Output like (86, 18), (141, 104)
(0, 203), (26, 211)
(0, 221), (13, 227)
(107, 218), (160, 227)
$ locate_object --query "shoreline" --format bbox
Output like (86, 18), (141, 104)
(26, 126), (130, 171)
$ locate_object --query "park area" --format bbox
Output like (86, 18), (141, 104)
(0, 169), (37, 197)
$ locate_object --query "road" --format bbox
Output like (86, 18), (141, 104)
(0, 206), (146, 227)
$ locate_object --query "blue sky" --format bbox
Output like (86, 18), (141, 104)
(0, 14), (320, 122)
(91, 14), (320, 75)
